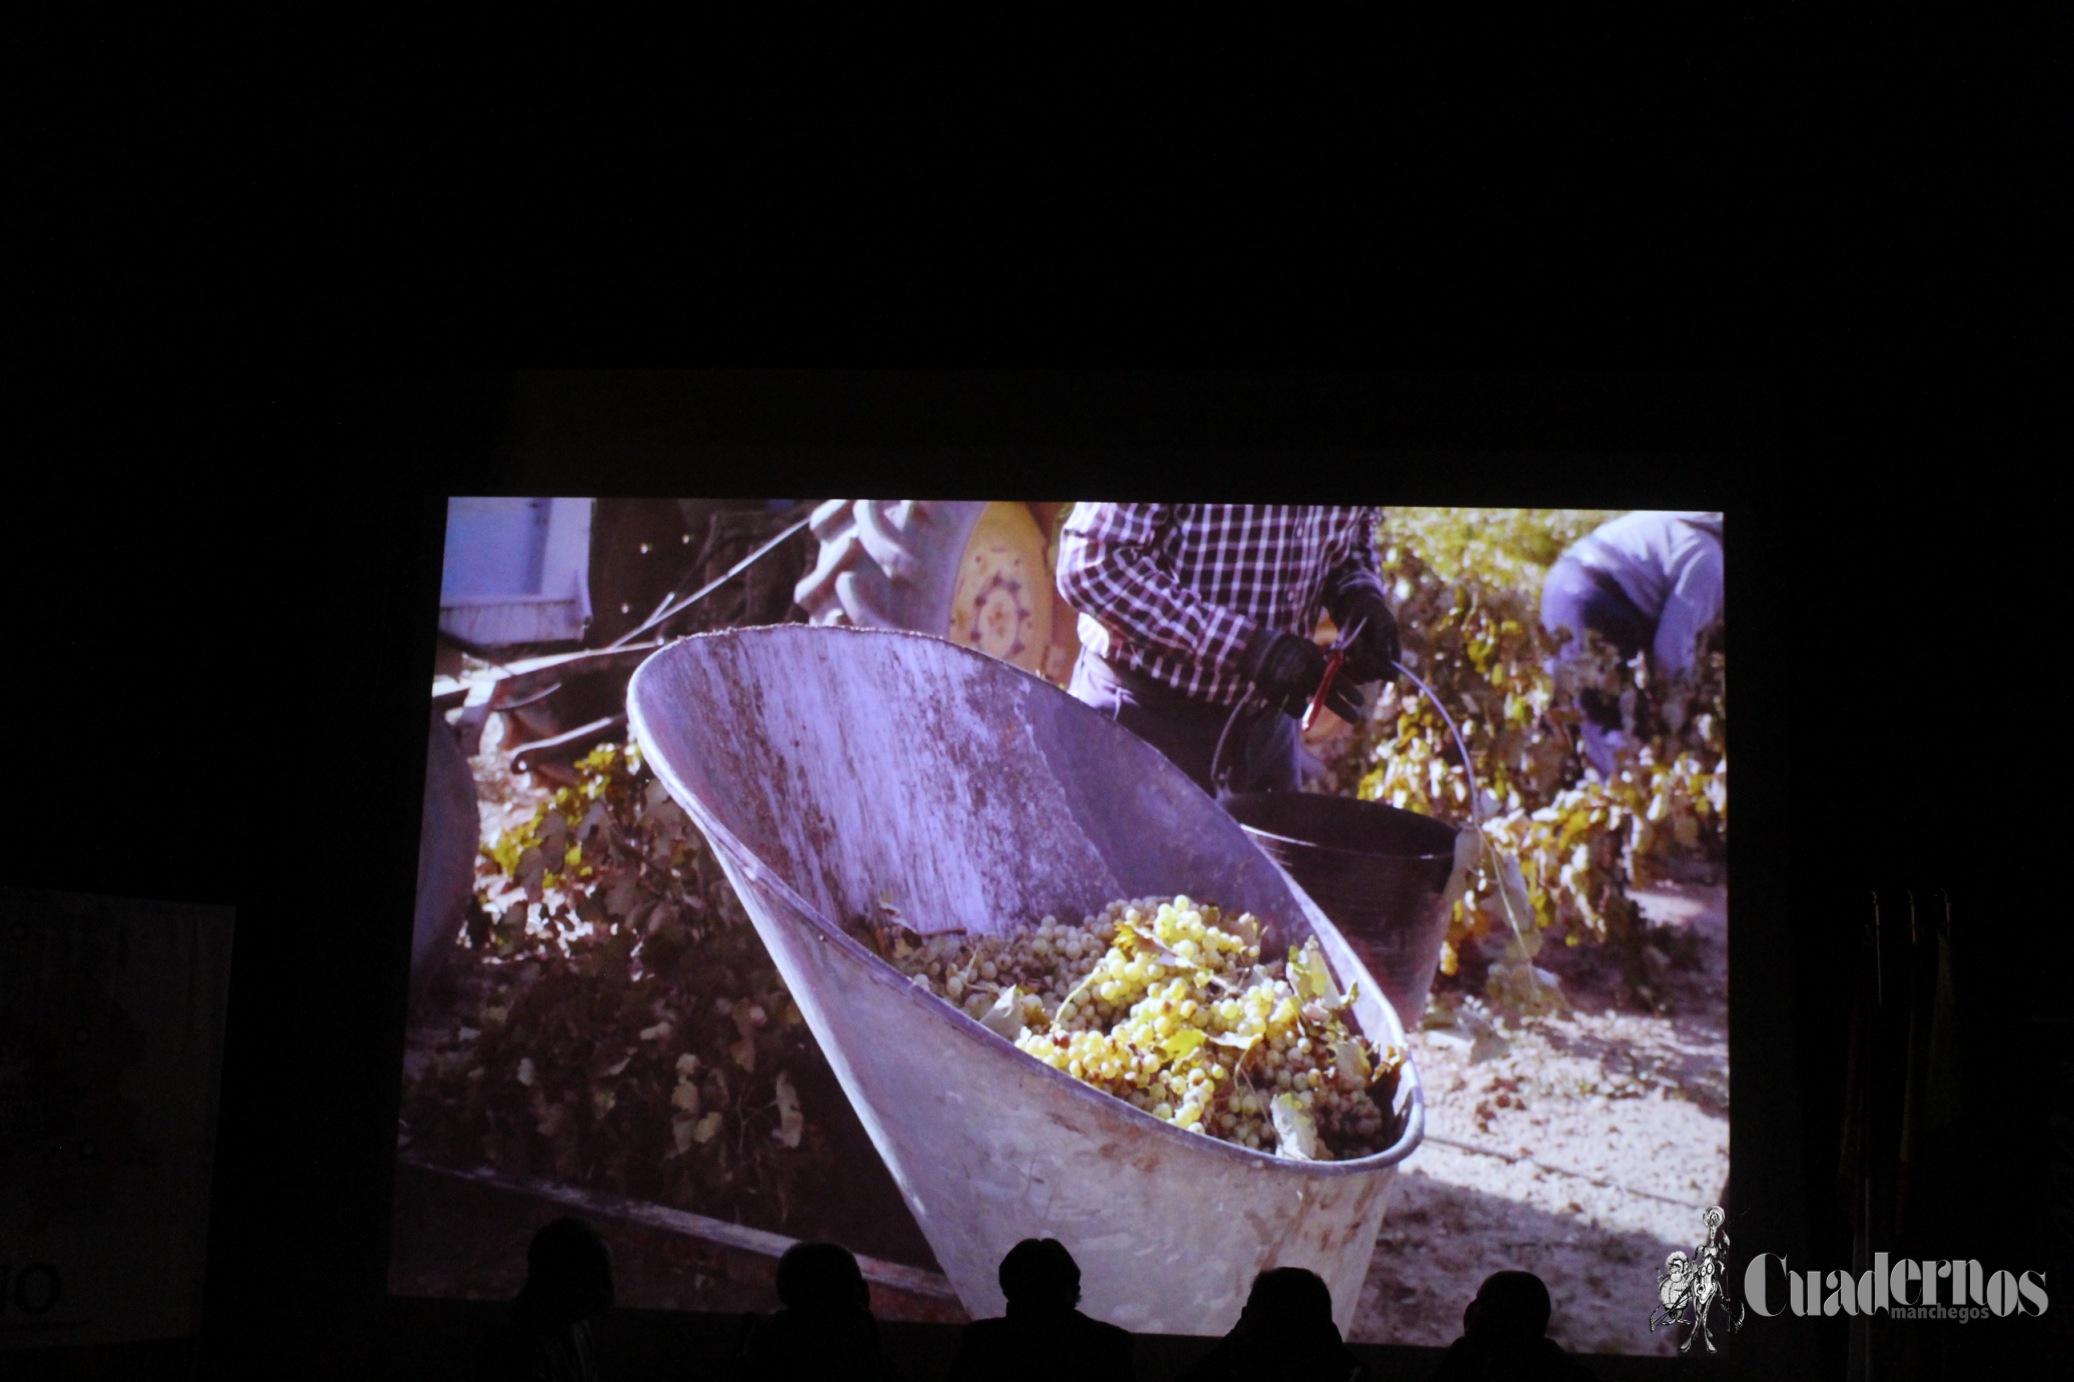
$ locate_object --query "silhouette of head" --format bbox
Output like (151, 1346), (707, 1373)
(521, 1217), (614, 1322)
(1237, 1267), (1336, 1343)
(775, 1240), (870, 1317)
(1463, 1270), (1551, 1347)
(998, 1238), (1081, 1313)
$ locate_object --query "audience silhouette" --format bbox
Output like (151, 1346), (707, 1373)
(1429, 1270), (1596, 1382)
(472, 1216), (615, 1382)
(458, 1217), (1624, 1381)
(737, 1239), (903, 1381)
(1175, 1267), (1369, 1382)
(945, 1238), (1135, 1382)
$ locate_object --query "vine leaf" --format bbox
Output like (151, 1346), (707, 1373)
(979, 987), (1027, 1040)
(516, 848), (547, 903)
(771, 1071), (804, 1148)
(1162, 1027), (1208, 1061)
(1271, 1093), (1325, 1161)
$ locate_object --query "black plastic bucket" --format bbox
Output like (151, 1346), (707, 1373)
(1222, 791), (1462, 1026)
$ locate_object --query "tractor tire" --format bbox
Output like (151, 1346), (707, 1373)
(588, 498), (770, 647)
(793, 500), (1078, 680)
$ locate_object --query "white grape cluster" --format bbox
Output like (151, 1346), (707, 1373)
(857, 895), (1401, 1161)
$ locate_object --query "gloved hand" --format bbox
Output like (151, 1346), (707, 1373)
(1333, 590), (1402, 685)
(1239, 627), (1365, 722)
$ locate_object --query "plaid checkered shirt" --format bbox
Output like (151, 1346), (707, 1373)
(1056, 504), (1388, 706)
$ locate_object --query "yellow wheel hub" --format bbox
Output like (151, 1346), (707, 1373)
(947, 502), (1054, 674)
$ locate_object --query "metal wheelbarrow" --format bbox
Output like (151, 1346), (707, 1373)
(626, 626), (1424, 1336)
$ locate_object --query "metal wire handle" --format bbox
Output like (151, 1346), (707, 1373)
(1210, 690), (1267, 802)
(1211, 657), (1482, 834)
(1385, 659), (1485, 836)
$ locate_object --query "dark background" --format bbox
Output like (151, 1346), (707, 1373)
(10, 366), (2065, 1380)
(9, 21), (2065, 1377)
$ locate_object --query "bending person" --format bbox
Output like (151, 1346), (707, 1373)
(1541, 510), (1723, 775)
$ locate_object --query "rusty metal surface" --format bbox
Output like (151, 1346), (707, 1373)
(625, 626), (1425, 1337)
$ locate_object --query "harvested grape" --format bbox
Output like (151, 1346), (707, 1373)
(850, 895), (1405, 1160)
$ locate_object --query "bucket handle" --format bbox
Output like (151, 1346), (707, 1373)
(1384, 659), (1485, 837)
(1209, 691), (1266, 803)
(1391, 660), (1567, 982)
(1214, 660), (1484, 835)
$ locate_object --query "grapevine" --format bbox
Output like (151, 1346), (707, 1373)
(398, 743), (835, 1231)
(1342, 510), (1726, 1013)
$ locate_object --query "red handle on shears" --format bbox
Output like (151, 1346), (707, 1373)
(1300, 615), (1365, 733)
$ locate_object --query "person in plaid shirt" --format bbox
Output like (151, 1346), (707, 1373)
(1056, 504), (1401, 796)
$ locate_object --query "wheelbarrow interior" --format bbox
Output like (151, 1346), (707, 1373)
(627, 627), (1424, 1335)
(628, 627), (1415, 1061)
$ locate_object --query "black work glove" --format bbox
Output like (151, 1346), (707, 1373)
(1333, 590), (1402, 685)
(1238, 627), (1365, 722)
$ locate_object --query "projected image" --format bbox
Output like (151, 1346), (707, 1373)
(394, 500), (1727, 1355)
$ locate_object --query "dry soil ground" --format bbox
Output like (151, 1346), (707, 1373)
(424, 676), (1727, 1355)
(1352, 880), (1729, 1355)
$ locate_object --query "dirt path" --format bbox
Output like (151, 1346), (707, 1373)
(1350, 880), (1728, 1355)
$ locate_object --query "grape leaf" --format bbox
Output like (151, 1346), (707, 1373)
(1444, 828), (1483, 917)
(515, 847), (547, 903)
(1271, 1093), (1325, 1161)
(1331, 1038), (1372, 1090)
(1162, 1028), (1208, 1061)
(539, 811), (570, 860)
(1290, 939), (1341, 1006)
(771, 1071), (803, 1149)
(978, 987), (1027, 1040)
(604, 872), (644, 920)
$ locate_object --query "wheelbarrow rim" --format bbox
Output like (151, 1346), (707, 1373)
(627, 626), (1426, 1177)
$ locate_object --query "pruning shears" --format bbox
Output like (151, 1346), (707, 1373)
(1301, 616), (1366, 733)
